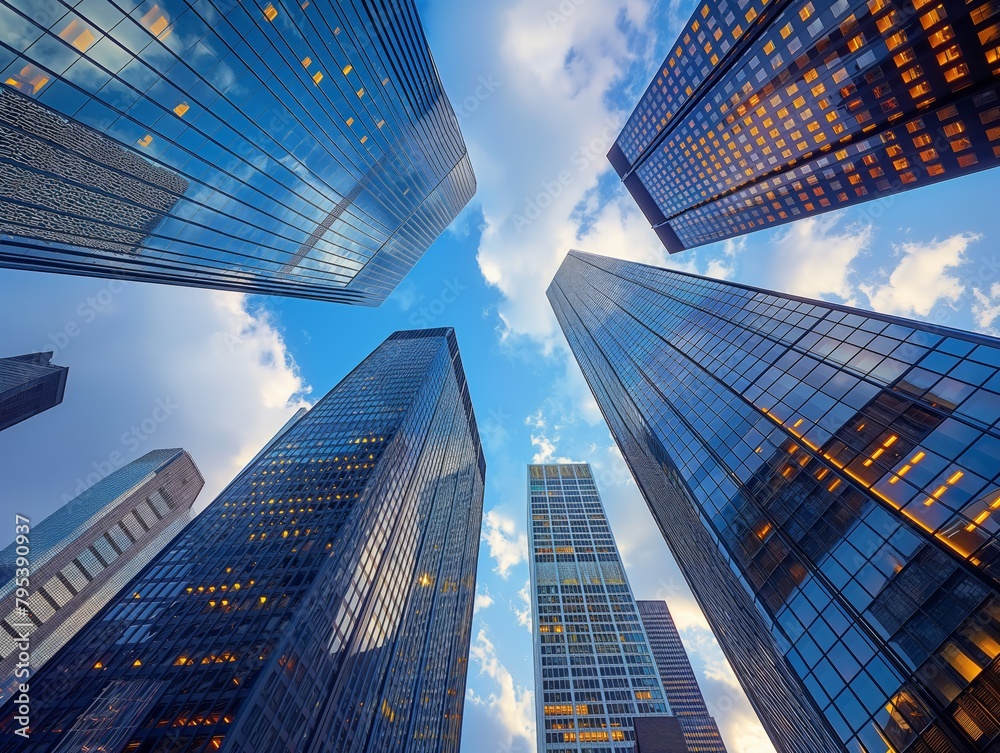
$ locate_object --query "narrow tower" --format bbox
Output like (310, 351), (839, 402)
(528, 462), (675, 752)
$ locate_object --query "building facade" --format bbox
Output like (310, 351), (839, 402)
(636, 600), (727, 753)
(0, 0), (475, 303)
(0, 328), (484, 753)
(0, 448), (202, 705)
(528, 462), (671, 752)
(550, 250), (1000, 752)
(610, 0), (1000, 252)
(0, 352), (68, 431)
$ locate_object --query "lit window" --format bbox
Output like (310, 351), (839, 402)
(944, 64), (969, 82)
(919, 6), (947, 30)
(263, 3), (278, 21)
(4, 64), (49, 96)
(342, 64), (353, 75)
(312, 71), (323, 84)
(137, 134), (153, 147)
(58, 19), (97, 52)
(173, 101), (190, 117)
(140, 5), (171, 39)
(885, 31), (907, 50)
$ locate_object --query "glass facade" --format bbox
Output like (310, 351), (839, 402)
(528, 462), (671, 752)
(0, 0), (475, 304)
(609, 0), (1000, 252)
(636, 600), (727, 753)
(0, 448), (202, 705)
(0, 328), (484, 753)
(549, 250), (1000, 752)
(0, 352), (68, 431)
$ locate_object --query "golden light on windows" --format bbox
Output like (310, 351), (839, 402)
(263, 3), (278, 21)
(342, 64), (353, 75)
(312, 71), (324, 85)
(173, 101), (190, 117)
(137, 134), (153, 148)
(59, 19), (97, 52)
(5, 64), (50, 96)
(140, 5), (172, 39)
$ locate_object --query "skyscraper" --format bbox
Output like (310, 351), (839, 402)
(0, 352), (68, 431)
(0, 1), (475, 304)
(528, 462), (671, 752)
(636, 600), (727, 753)
(0, 448), (202, 705)
(0, 328), (484, 753)
(610, 0), (1000, 253)
(550, 250), (1000, 752)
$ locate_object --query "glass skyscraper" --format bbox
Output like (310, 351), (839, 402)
(528, 462), (671, 752)
(0, 448), (202, 705)
(0, 328), (484, 753)
(0, 0), (475, 304)
(550, 250), (1000, 752)
(0, 352), (68, 431)
(636, 600), (727, 753)
(610, 0), (1000, 252)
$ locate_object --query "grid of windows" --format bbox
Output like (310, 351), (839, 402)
(636, 600), (727, 752)
(0, 449), (201, 705)
(0, 0), (475, 303)
(0, 352), (67, 431)
(0, 329), (485, 753)
(610, 0), (1000, 252)
(529, 463), (670, 753)
(549, 250), (1000, 752)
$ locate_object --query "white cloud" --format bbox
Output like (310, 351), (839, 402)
(453, 0), (662, 351)
(482, 508), (528, 579)
(766, 213), (873, 301)
(0, 275), (310, 523)
(468, 627), (535, 752)
(524, 409), (546, 429)
(475, 587), (495, 611)
(512, 579), (532, 632)
(973, 282), (1000, 333)
(860, 232), (979, 317)
(704, 237), (746, 280)
(529, 432), (558, 463)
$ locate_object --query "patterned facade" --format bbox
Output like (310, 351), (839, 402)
(636, 600), (727, 753)
(0, 352), (68, 432)
(0, 449), (202, 705)
(528, 462), (671, 752)
(0, 0), (475, 303)
(610, 0), (1000, 252)
(550, 250), (1000, 752)
(0, 328), (484, 753)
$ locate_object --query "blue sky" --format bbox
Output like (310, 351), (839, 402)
(3, 0), (1000, 751)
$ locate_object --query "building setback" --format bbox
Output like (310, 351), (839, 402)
(550, 250), (1000, 752)
(0, 352), (68, 431)
(0, 0), (475, 304)
(0, 449), (202, 705)
(0, 328), (485, 753)
(636, 600), (727, 753)
(610, 0), (1000, 252)
(528, 462), (671, 752)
